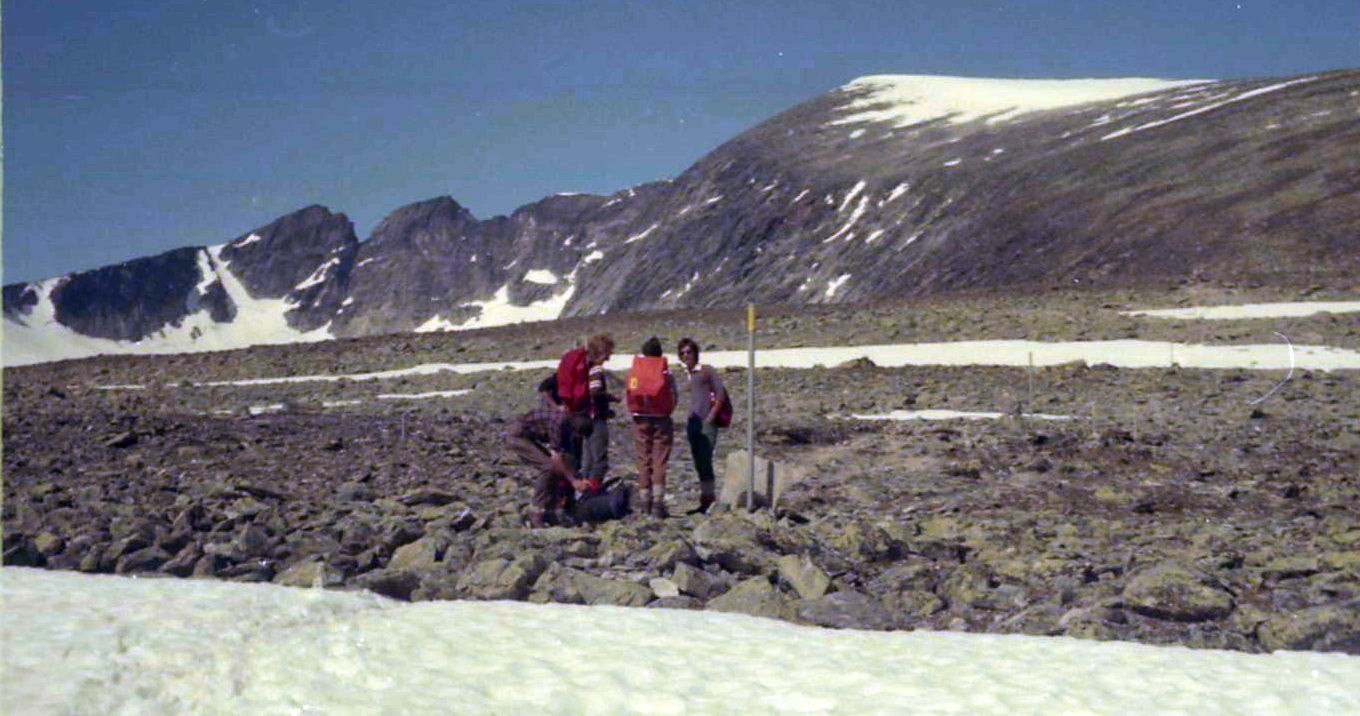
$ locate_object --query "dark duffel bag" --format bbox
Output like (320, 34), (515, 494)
(572, 485), (632, 523)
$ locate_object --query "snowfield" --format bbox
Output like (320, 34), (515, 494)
(833, 75), (1210, 128)
(2, 568), (1356, 716)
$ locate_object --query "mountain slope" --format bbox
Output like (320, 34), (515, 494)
(5, 69), (1358, 365)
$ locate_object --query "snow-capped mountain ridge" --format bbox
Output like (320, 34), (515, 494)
(6, 68), (1358, 366)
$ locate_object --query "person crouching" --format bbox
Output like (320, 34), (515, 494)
(626, 336), (678, 517)
(505, 403), (594, 527)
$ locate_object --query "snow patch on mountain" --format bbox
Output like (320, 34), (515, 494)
(3, 245), (333, 367)
(834, 75), (1211, 128)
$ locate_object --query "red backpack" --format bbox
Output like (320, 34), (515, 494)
(626, 355), (676, 417)
(556, 347), (590, 413)
(705, 366), (734, 428)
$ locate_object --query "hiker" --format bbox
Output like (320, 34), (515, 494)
(678, 337), (730, 513)
(504, 402), (594, 527)
(626, 336), (678, 517)
(582, 333), (618, 490)
(538, 373), (563, 409)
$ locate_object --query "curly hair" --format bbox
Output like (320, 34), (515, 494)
(586, 333), (615, 363)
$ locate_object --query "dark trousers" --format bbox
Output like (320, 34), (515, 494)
(632, 416), (675, 492)
(582, 417), (610, 479)
(504, 436), (572, 512)
(686, 416), (719, 497)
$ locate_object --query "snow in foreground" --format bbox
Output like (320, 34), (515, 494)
(2, 570), (1356, 716)
(190, 338), (1358, 390)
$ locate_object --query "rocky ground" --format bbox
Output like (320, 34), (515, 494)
(4, 286), (1359, 654)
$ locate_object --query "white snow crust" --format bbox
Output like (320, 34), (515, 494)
(840, 410), (1072, 421)
(834, 75), (1209, 128)
(2, 568), (1356, 716)
(1123, 301), (1360, 320)
(185, 337), (1358, 390)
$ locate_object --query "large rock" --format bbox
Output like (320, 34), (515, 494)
(1258, 599), (1360, 654)
(1123, 562), (1235, 623)
(797, 590), (895, 630)
(720, 451), (806, 509)
(692, 515), (775, 574)
(457, 554), (547, 600)
(274, 558), (345, 589)
(357, 569), (423, 601)
(706, 577), (795, 621)
(572, 573), (653, 607)
(387, 536), (445, 573)
(776, 554), (831, 600)
(671, 562), (729, 601)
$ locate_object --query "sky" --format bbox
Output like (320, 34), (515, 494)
(5, 568), (1359, 714)
(5, 1), (1359, 284)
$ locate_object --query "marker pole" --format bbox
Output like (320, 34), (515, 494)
(747, 303), (756, 511)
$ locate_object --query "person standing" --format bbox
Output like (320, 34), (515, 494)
(581, 333), (617, 491)
(678, 337), (728, 513)
(627, 336), (678, 517)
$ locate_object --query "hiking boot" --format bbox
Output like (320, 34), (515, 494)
(686, 495), (715, 515)
(639, 490), (653, 518)
(529, 509), (547, 528)
(651, 501), (668, 519)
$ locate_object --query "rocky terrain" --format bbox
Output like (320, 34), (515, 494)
(5, 287), (1359, 655)
(6, 69), (1359, 364)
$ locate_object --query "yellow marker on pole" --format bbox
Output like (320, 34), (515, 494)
(746, 303), (756, 511)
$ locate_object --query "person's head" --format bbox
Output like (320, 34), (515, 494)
(568, 413), (593, 438)
(677, 337), (700, 369)
(641, 336), (663, 357)
(586, 333), (615, 364)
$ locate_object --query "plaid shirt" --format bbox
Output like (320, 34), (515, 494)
(508, 403), (570, 452)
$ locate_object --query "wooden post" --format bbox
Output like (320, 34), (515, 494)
(747, 303), (756, 511)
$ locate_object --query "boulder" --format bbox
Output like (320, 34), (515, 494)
(692, 515), (775, 574)
(357, 569), (423, 601)
(1123, 562), (1234, 623)
(529, 563), (585, 604)
(797, 590), (894, 630)
(387, 536), (445, 573)
(776, 554), (831, 600)
(649, 577), (681, 599)
(1258, 599), (1360, 654)
(115, 546), (171, 573)
(886, 589), (947, 621)
(647, 596), (701, 610)
(706, 577), (794, 621)
(33, 532), (66, 558)
(457, 554), (547, 600)
(720, 451), (806, 509)
(645, 539), (700, 572)
(572, 573), (653, 607)
(274, 558), (345, 588)
(672, 562), (729, 601)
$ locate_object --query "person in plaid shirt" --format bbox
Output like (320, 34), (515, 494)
(505, 403), (593, 527)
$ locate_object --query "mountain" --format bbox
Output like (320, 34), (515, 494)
(6, 69), (1358, 365)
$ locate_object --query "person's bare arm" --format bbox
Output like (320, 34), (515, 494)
(549, 449), (587, 491)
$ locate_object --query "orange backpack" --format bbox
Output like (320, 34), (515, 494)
(626, 355), (676, 416)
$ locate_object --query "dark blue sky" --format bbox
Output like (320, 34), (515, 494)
(5, 0), (1358, 282)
